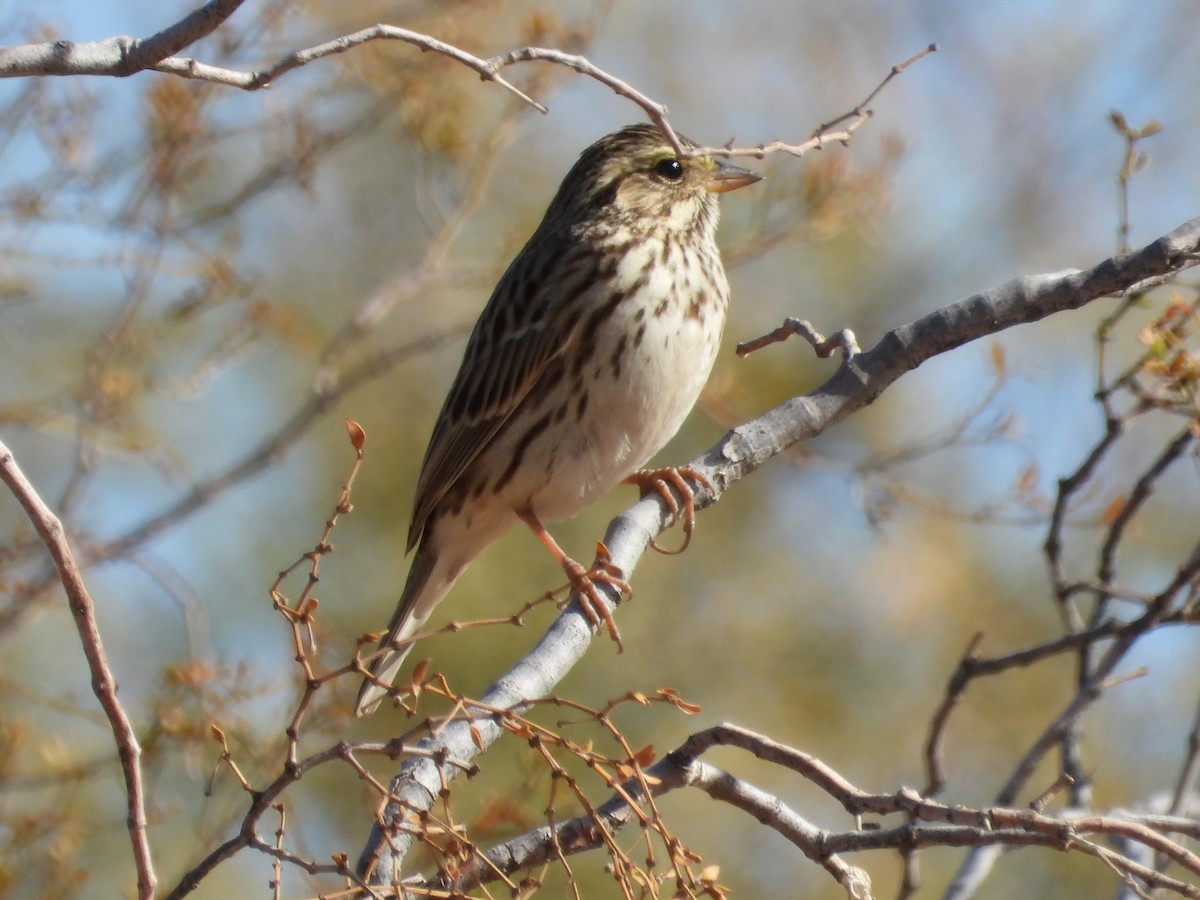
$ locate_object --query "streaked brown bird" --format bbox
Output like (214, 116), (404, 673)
(356, 123), (760, 715)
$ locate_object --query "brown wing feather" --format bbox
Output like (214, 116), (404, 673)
(405, 240), (595, 552)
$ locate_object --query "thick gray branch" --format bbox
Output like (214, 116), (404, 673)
(0, 0), (246, 77)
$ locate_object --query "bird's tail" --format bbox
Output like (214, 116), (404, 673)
(355, 545), (452, 716)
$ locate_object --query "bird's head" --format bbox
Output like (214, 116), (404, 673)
(548, 123), (761, 235)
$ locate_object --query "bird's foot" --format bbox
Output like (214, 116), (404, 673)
(519, 508), (630, 650)
(623, 465), (713, 555)
(559, 541), (629, 650)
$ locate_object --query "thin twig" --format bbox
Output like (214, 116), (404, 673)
(688, 43), (938, 160)
(0, 438), (156, 900)
(2, 15), (933, 167)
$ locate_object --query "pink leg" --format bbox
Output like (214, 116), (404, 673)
(517, 509), (630, 650)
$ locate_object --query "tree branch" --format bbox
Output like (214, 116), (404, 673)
(0, 14), (931, 164)
(440, 724), (1200, 899)
(0, 438), (156, 900)
(0, 0), (246, 77)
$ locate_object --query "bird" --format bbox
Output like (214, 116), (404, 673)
(356, 123), (760, 716)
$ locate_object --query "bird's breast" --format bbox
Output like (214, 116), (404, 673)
(518, 236), (730, 520)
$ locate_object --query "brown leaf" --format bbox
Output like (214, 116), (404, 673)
(410, 658), (430, 685)
(1015, 464), (1039, 495)
(989, 341), (1006, 375)
(1102, 496), (1127, 525)
(509, 722), (535, 740)
(657, 688), (702, 715)
(1163, 296), (1191, 321)
(345, 419), (366, 451)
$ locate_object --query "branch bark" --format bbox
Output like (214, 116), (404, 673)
(0, 0), (246, 77)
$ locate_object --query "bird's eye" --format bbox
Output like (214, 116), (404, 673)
(653, 158), (684, 181)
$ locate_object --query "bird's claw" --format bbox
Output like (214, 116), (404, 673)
(559, 541), (629, 650)
(623, 465), (712, 555)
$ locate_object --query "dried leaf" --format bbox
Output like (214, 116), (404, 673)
(989, 341), (1006, 375)
(410, 658), (430, 685)
(345, 418), (367, 450)
(1138, 326), (1163, 351)
(658, 688), (702, 715)
(1016, 464), (1039, 495)
(1163, 296), (1191, 322)
(1102, 496), (1127, 525)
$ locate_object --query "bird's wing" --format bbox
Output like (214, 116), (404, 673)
(406, 240), (595, 551)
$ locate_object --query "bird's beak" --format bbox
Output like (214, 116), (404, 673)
(705, 159), (762, 194)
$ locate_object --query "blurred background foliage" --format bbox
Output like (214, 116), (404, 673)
(0, 0), (1198, 897)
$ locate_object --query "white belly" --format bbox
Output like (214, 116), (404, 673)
(509, 236), (729, 521)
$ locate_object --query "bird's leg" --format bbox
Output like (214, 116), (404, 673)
(517, 509), (629, 650)
(622, 465), (713, 555)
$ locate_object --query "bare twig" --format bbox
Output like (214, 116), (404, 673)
(1170, 695), (1200, 819)
(686, 43), (939, 160)
(947, 538), (1200, 894)
(0, 438), (156, 900)
(1109, 111), (1163, 253)
(924, 631), (985, 795)
(736, 316), (860, 359)
(1, 13), (933, 167)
